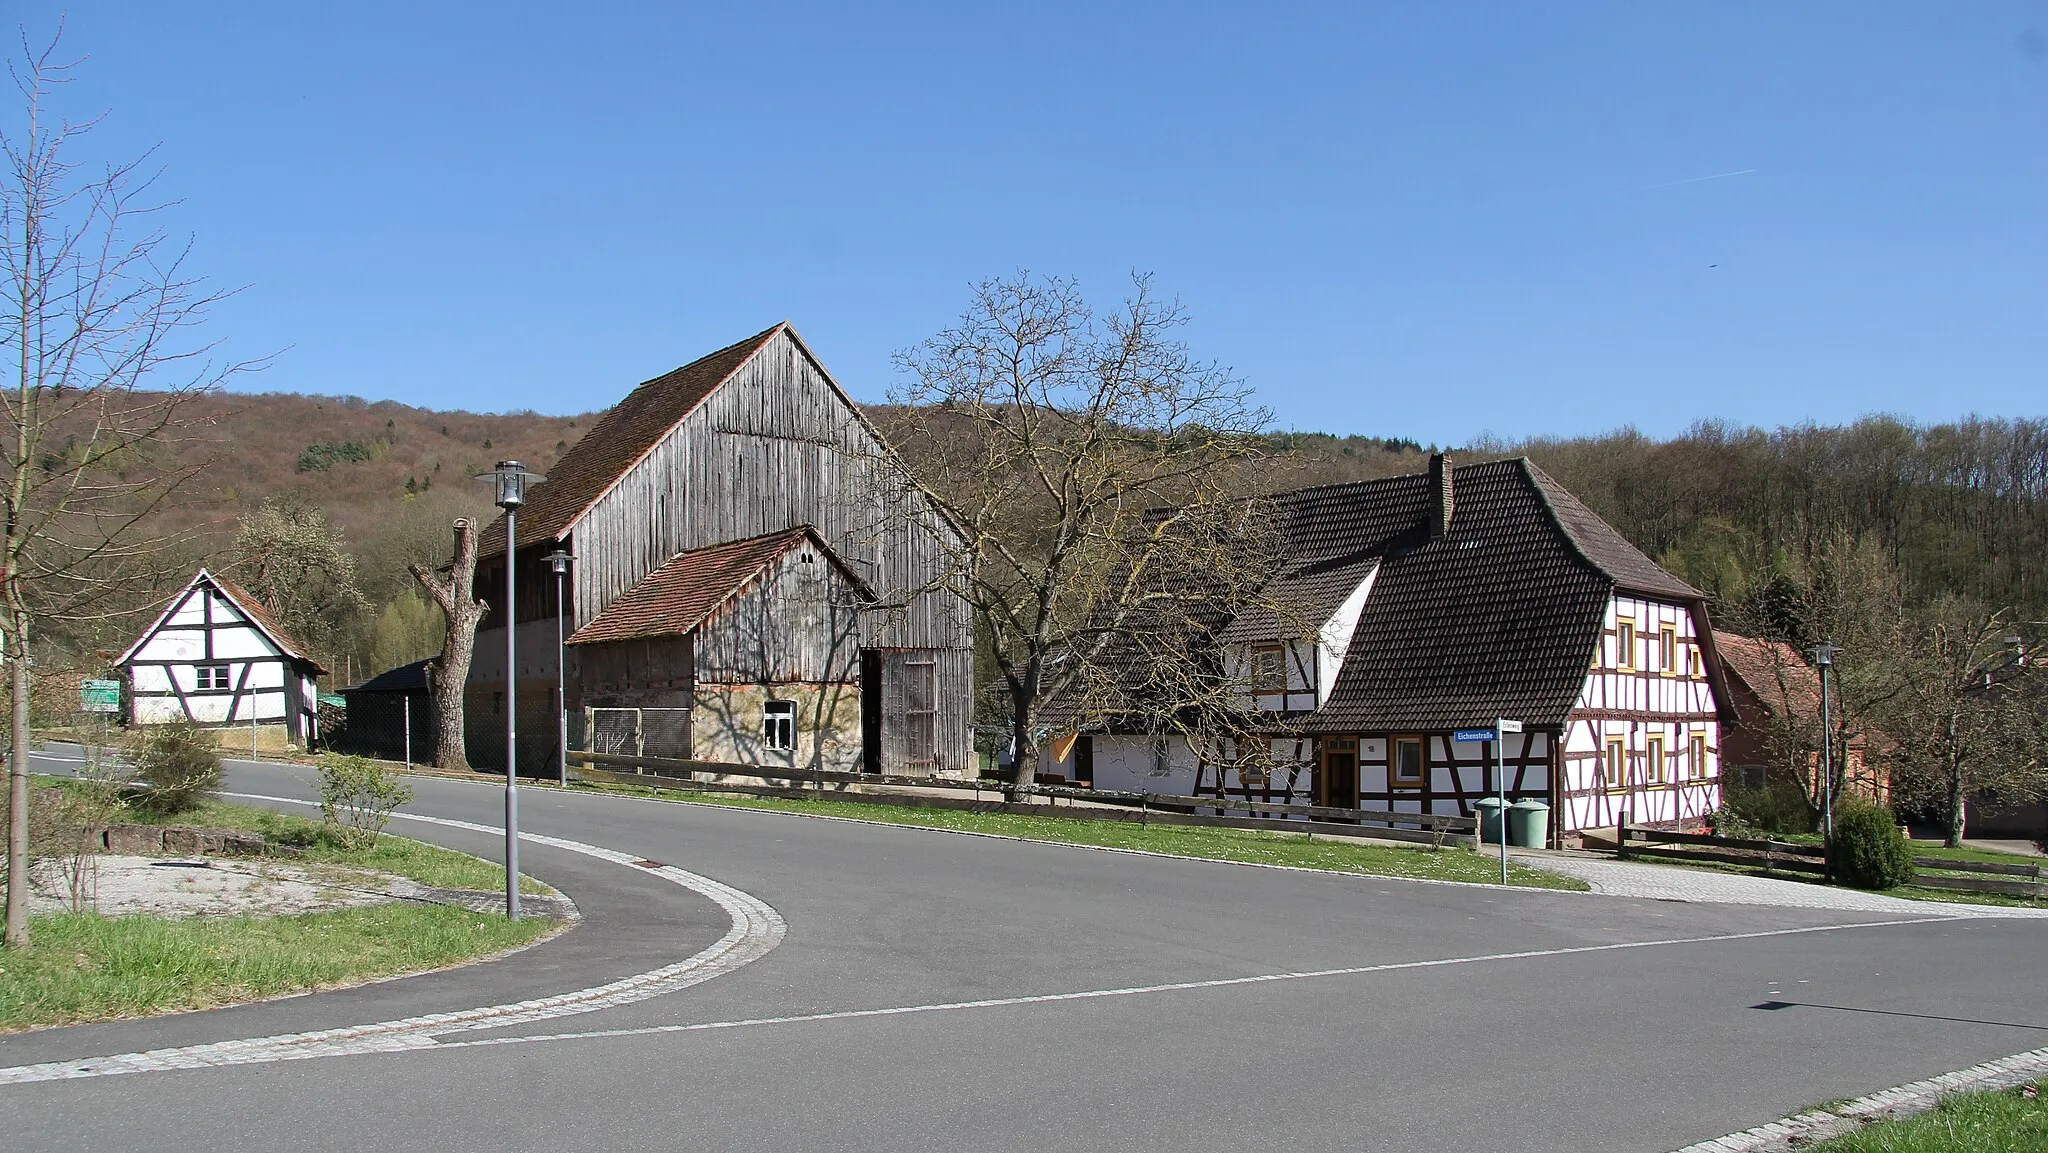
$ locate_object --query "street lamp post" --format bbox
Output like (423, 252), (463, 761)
(1814, 641), (1836, 882)
(546, 549), (572, 787)
(481, 460), (543, 920)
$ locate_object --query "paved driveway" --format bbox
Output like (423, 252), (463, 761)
(4, 753), (2045, 1153)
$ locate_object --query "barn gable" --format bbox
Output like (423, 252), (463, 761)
(467, 323), (975, 777)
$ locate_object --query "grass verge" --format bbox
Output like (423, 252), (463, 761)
(1801, 1082), (2046, 1150)
(33, 779), (547, 895)
(586, 783), (1588, 890)
(0, 904), (552, 1031)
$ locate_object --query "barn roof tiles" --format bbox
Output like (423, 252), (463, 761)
(478, 323), (785, 559)
(567, 526), (863, 646)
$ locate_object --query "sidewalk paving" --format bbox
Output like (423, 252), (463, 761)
(1518, 851), (2048, 917)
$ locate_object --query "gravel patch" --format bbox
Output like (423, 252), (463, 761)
(27, 856), (578, 921)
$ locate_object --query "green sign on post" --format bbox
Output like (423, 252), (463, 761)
(80, 679), (121, 713)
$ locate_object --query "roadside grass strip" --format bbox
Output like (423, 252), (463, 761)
(28, 783), (551, 897)
(0, 799), (786, 1087)
(0, 905), (551, 1032)
(1669, 1047), (2048, 1153)
(589, 784), (1589, 890)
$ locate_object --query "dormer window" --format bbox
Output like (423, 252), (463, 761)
(1251, 645), (1286, 691)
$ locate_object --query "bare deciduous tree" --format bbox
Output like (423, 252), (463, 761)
(410, 517), (486, 771)
(880, 273), (1283, 796)
(1886, 599), (2043, 847)
(3, 34), (242, 947)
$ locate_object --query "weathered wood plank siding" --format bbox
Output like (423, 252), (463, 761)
(693, 548), (863, 685)
(568, 329), (974, 773)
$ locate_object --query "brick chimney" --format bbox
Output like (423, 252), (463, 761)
(1428, 453), (1454, 538)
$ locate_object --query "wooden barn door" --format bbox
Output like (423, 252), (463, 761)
(860, 650), (882, 773)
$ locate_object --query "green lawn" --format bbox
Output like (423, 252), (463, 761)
(0, 780), (562, 1032)
(587, 783), (1587, 890)
(0, 904), (552, 1031)
(1801, 1084), (2047, 1151)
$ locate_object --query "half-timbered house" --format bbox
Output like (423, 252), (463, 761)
(1047, 455), (1735, 845)
(471, 323), (974, 776)
(117, 569), (325, 749)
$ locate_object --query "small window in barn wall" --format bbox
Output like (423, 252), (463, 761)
(763, 700), (796, 751)
(195, 664), (231, 691)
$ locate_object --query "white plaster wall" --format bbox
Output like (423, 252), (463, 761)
(1088, 735), (1207, 795)
(1316, 567), (1377, 708)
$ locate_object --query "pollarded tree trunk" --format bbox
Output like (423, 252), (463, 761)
(411, 519), (488, 772)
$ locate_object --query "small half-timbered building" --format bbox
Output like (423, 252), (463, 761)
(1047, 455), (1735, 844)
(117, 569), (325, 749)
(471, 323), (974, 777)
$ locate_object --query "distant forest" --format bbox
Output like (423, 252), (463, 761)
(1509, 417), (2048, 620)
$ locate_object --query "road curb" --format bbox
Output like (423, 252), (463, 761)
(1669, 1046), (2048, 1152)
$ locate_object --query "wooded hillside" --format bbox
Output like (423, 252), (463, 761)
(46, 383), (2045, 702)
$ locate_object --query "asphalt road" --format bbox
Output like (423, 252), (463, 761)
(4, 752), (2045, 1153)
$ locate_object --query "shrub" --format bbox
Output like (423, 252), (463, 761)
(128, 723), (222, 816)
(1829, 802), (1915, 890)
(317, 755), (414, 851)
(1722, 778), (1818, 835)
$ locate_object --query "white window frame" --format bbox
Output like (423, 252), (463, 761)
(763, 700), (796, 751)
(195, 664), (232, 691)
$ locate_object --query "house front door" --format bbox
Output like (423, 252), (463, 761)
(1320, 738), (1359, 809)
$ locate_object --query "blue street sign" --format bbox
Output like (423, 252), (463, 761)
(1452, 728), (1497, 743)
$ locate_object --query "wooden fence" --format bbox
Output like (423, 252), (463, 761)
(569, 749), (1478, 847)
(1615, 824), (2045, 900)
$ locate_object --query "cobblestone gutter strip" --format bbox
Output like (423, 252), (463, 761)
(0, 802), (786, 1087)
(1669, 1046), (2048, 1152)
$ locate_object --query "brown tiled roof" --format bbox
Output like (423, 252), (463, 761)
(1215, 556), (1378, 646)
(1297, 459), (1622, 731)
(479, 323), (784, 559)
(1714, 632), (1821, 724)
(567, 526), (864, 646)
(1523, 463), (1702, 601)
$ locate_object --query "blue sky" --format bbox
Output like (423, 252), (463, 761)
(24, 2), (2046, 442)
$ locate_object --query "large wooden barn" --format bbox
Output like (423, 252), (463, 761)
(470, 323), (974, 777)
(1045, 455), (1736, 845)
(117, 569), (325, 750)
